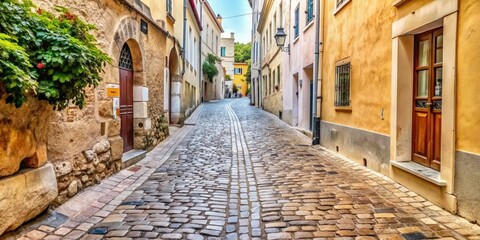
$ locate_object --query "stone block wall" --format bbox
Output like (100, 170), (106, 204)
(263, 91), (283, 119)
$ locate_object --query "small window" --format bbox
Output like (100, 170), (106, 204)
(335, 0), (351, 14)
(334, 62), (351, 107)
(306, 0), (314, 24)
(221, 47), (226, 57)
(294, 6), (300, 38)
(234, 68), (243, 75)
(166, 0), (173, 15)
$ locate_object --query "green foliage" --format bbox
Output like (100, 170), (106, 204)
(232, 84), (238, 94)
(0, 0), (111, 109)
(202, 53), (219, 82)
(245, 59), (251, 84)
(225, 74), (232, 81)
(234, 42), (251, 63)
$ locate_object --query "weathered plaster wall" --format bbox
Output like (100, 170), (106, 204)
(321, 0), (396, 135)
(34, 0), (168, 205)
(454, 0), (480, 224)
(457, 0), (480, 154)
(396, 0), (435, 19)
(264, 92), (283, 118)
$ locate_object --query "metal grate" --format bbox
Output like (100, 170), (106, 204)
(119, 44), (133, 70)
(335, 63), (351, 107)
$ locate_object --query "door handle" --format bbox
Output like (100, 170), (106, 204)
(426, 102), (433, 107)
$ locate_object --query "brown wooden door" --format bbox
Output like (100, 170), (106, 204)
(412, 28), (443, 170)
(119, 44), (134, 152)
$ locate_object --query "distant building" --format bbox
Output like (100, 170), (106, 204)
(221, 33), (235, 96)
(233, 62), (249, 97)
(200, 0), (225, 101)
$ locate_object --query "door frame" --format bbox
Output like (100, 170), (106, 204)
(412, 28), (443, 171)
(390, 1), (458, 198)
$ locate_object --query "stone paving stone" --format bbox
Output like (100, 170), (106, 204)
(25, 230), (47, 239)
(15, 99), (480, 240)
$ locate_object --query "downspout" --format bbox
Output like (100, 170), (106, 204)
(312, 0), (323, 145)
(181, 0), (187, 76)
(199, 1), (203, 102)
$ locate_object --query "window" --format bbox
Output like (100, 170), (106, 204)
(234, 68), (243, 75)
(166, 0), (172, 15)
(334, 62), (351, 107)
(306, 0), (314, 24)
(294, 6), (299, 38)
(221, 47), (226, 57)
(336, 0), (347, 8)
(335, 0), (351, 14)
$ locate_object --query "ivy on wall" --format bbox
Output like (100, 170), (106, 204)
(0, 0), (111, 109)
(202, 53), (219, 82)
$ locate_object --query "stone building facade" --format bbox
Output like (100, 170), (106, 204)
(0, 0), (173, 234)
(201, 0), (225, 101)
(221, 33), (235, 95)
(257, 0), (285, 120)
(252, 0), (480, 223)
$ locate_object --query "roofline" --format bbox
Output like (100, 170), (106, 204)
(188, 0), (203, 31)
(204, 0), (224, 33)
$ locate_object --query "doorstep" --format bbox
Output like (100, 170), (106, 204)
(122, 149), (147, 168)
(391, 161), (447, 186)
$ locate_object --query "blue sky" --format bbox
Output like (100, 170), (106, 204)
(208, 0), (252, 43)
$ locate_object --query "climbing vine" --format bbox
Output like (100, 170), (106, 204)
(0, 0), (110, 109)
(202, 53), (219, 82)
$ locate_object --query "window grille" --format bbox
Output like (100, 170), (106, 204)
(335, 63), (351, 107)
(119, 44), (133, 70)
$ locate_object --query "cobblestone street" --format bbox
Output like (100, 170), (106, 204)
(13, 99), (480, 240)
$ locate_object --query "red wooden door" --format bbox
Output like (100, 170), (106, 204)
(412, 28), (443, 170)
(119, 44), (134, 152)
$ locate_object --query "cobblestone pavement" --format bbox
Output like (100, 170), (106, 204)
(14, 99), (480, 240)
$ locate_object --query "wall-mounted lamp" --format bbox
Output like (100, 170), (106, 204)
(274, 27), (289, 53)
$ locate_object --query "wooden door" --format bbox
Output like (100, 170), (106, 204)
(412, 28), (443, 170)
(119, 44), (134, 152)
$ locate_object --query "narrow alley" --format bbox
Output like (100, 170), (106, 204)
(12, 99), (480, 240)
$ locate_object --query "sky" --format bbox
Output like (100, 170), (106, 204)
(208, 0), (252, 43)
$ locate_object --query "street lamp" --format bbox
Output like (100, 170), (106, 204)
(274, 27), (289, 53)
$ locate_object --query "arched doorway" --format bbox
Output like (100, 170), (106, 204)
(119, 43), (134, 152)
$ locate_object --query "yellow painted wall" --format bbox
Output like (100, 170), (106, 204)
(233, 63), (248, 96)
(457, 0), (480, 154)
(396, 0), (434, 19)
(321, 0), (396, 135)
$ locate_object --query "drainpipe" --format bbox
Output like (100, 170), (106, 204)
(199, 1), (203, 102)
(312, 0), (323, 145)
(181, 0), (187, 76)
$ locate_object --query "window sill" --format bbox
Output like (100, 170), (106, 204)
(303, 20), (314, 32)
(391, 161), (447, 186)
(334, 0), (352, 15)
(167, 13), (175, 23)
(393, 0), (410, 7)
(335, 106), (352, 112)
(293, 36), (300, 45)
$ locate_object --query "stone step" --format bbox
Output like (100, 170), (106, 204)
(121, 149), (147, 168)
